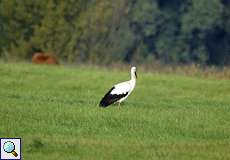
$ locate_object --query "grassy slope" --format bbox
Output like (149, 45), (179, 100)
(0, 63), (230, 160)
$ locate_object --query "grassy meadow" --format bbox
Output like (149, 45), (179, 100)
(0, 63), (230, 160)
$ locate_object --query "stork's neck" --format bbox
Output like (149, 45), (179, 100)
(129, 74), (136, 91)
(130, 72), (136, 83)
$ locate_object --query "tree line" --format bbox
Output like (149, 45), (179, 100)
(0, 0), (229, 66)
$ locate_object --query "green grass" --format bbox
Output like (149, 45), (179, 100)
(0, 63), (230, 160)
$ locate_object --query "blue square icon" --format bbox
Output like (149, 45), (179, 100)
(0, 138), (21, 160)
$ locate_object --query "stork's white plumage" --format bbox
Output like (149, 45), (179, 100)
(99, 66), (137, 107)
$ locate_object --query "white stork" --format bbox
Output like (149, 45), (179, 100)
(99, 66), (137, 108)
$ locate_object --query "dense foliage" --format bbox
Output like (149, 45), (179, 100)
(0, 0), (229, 66)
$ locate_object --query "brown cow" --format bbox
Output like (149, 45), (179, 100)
(32, 53), (59, 65)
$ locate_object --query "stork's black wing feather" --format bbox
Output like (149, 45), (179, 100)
(99, 86), (128, 107)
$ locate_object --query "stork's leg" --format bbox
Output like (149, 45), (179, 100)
(118, 102), (121, 109)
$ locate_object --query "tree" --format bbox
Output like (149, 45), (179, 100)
(0, 0), (229, 66)
(182, 0), (224, 64)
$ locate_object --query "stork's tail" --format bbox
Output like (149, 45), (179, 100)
(99, 99), (110, 107)
(99, 87), (116, 108)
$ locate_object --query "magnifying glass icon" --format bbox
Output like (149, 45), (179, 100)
(3, 141), (18, 157)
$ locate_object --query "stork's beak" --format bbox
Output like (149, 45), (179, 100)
(135, 71), (137, 79)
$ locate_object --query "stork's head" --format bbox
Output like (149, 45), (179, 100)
(131, 66), (137, 79)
